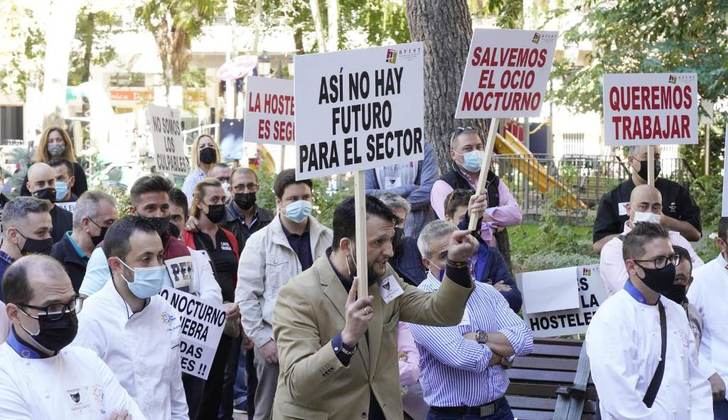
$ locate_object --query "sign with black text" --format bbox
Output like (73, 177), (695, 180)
(294, 43), (425, 179)
(455, 29), (558, 118)
(603, 73), (699, 145)
(160, 288), (226, 379)
(145, 105), (190, 176)
(518, 265), (606, 338)
(244, 76), (295, 145)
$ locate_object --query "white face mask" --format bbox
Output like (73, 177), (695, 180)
(633, 211), (661, 224)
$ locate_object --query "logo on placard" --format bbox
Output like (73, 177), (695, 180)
(668, 75), (677, 84)
(385, 49), (397, 64)
(532, 33), (541, 44)
(582, 268), (592, 276)
(69, 392), (81, 404)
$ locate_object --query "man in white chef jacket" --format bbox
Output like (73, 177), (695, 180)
(0, 254), (144, 419)
(74, 216), (188, 420)
(688, 217), (728, 419)
(586, 222), (712, 419)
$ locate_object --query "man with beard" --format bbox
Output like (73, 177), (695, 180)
(271, 195), (477, 420)
(0, 255), (143, 419)
(25, 162), (72, 242)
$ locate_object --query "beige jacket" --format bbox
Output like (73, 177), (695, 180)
(272, 256), (473, 420)
(236, 215), (332, 348)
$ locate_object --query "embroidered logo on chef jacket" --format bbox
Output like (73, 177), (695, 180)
(67, 387), (91, 411)
(161, 312), (177, 324)
(69, 392), (80, 404)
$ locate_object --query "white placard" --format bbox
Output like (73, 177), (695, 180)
(519, 265), (607, 338)
(521, 266), (581, 314)
(723, 125), (728, 217)
(164, 256), (193, 291)
(603, 73), (699, 146)
(56, 201), (77, 214)
(244, 76), (295, 145)
(294, 42), (425, 179)
(145, 105), (191, 176)
(455, 29), (558, 119)
(160, 288), (226, 380)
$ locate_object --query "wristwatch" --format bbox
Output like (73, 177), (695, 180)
(475, 330), (489, 344)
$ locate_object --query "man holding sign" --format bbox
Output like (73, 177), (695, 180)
(272, 196), (477, 420)
(75, 216), (189, 420)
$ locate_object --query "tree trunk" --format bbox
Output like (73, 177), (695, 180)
(326, 0), (338, 51)
(405, 0), (486, 174)
(80, 13), (94, 83)
(309, 0), (327, 52)
(294, 28), (305, 54)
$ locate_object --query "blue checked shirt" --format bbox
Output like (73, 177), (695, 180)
(409, 273), (534, 407)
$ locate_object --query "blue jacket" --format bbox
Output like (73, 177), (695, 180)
(458, 216), (521, 312)
(390, 236), (427, 286)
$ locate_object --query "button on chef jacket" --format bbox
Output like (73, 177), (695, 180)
(74, 280), (189, 420)
(585, 285), (713, 419)
(0, 330), (145, 419)
(688, 253), (728, 387)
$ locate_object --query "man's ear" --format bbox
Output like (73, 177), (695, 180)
(107, 257), (122, 273)
(5, 303), (20, 324)
(421, 258), (430, 272)
(68, 175), (75, 188)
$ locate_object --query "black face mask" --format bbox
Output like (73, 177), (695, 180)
(234, 192), (257, 211)
(206, 204), (226, 224)
(636, 262), (676, 295)
(392, 227), (405, 253)
(199, 148), (217, 164)
(32, 188), (57, 203)
(18, 234), (54, 256)
(144, 216), (171, 238)
(90, 227), (108, 247)
(21, 310), (78, 353)
(663, 282), (687, 304)
(637, 159), (661, 181)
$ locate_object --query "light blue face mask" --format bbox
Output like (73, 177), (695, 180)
(118, 259), (168, 299)
(285, 200), (312, 224)
(55, 181), (68, 202)
(462, 150), (484, 173)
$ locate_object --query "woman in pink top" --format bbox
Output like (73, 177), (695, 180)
(398, 322), (428, 420)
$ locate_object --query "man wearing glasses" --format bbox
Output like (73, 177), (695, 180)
(0, 254), (144, 419)
(223, 168), (274, 251)
(599, 184), (702, 296)
(586, 222), (712, 419)
(430, 127), (522, 270)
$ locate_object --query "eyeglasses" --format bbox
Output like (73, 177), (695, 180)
(633, 254), (680, 270)
(19, 296), (83, 320)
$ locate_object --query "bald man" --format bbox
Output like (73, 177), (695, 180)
(26, 162), (72, 242)
(592, 145), (701, 252)
(599, 184), (703, 295)
(0, 255), (143, 419)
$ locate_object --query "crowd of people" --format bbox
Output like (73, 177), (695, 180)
(0, 124), (725, 420)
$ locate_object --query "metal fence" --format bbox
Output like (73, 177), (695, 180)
(491, 155), (693, 221)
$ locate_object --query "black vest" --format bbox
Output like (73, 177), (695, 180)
(440, 169), (501, 208)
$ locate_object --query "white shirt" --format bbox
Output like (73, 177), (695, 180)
(688, 254), (728, 388)
(586, 289), (712, 419)
(0, 343), (145, 420)
(74, 280), (188, 420)
(599, 223), (703, 296)
(0, 302), (8, 344)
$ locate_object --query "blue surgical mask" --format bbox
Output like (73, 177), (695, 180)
(462, 150), (484, 173)
(285, 200), (312, 224)
(55, 181), (68, 202)
(118, 259), (168, 299)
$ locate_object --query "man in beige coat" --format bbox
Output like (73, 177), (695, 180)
(272, 195), (477, 420)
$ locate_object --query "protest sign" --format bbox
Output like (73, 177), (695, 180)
(518, 265), (607, 338)
(164, 256), (193, 291)
(603, 73), (699, 146)
(455, 29), (558, 119)
(244, 76), (295, 145)
(145, 105), (190, 176)
(294, 42), (425, 180)
(160, 288), (226, 379)
(521, 266), (581, 314)
(56, 202), (77, 213)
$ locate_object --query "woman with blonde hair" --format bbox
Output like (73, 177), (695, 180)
(182, 134), (220, 203)
(21, 126), (88, 196)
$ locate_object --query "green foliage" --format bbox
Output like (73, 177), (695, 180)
(68, 8), (121, 86)
(691, 174), (723, 237)
(181, 68), (208, 88)
(0, 4), (44, 99)
(550, 0), (728, 113)
(468, 0), (523, 29)
(339, 0), (410, 46)
(679, 114), (726, 177)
